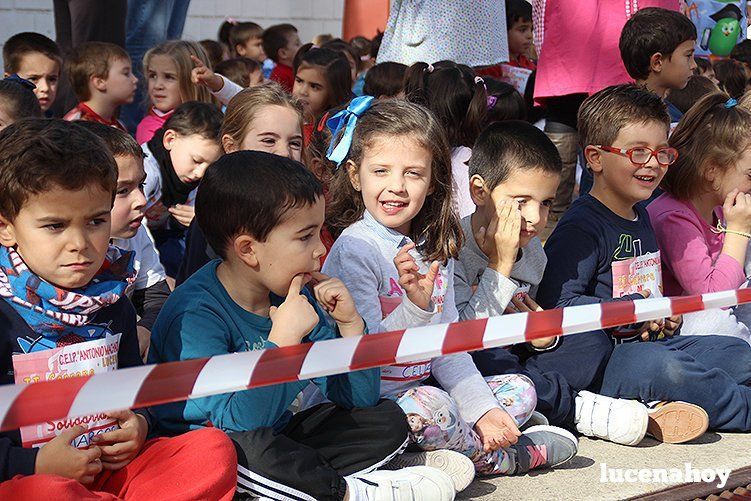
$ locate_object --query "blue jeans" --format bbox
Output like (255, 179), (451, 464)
(600, 335), (751, 431)
(121, 0), (192, 133)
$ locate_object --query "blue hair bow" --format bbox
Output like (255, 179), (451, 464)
(326, 95), (375, 166)
(3, 74), (36, 91)
(725, 98), (738, 109)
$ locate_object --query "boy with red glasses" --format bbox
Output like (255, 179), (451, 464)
(538, 84), (751, 441)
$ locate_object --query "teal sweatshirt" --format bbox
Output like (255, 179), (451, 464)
(148, 260), (380, 434)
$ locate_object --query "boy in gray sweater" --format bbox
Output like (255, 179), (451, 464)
(455, 121), (653, 446)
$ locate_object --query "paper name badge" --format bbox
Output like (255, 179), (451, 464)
(13, 334), (121, 448)
(612, 251), (663, 298)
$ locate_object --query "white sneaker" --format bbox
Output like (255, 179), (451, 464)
(574, 391), (648, 446)
(385, 449), (475, 492)
(353, 466), (455, 501)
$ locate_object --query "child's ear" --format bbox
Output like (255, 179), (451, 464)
(235, 44), (246, 57)
(469, 174), (489, 206)
(91, 74), (107, 93)
(221, 134), (237, 153)
(584, 145), (603, 174)
(163, 129), (177, 151)
(0, 215), (17, 247)
(3, 72), (9, 79)
(649, 52), (665, 74)
(233, 234), (259, 268)
(346, 160), (361, 191)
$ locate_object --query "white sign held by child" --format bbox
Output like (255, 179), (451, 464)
(499, 64), (533, 95)
(12, 334), (121, 449)
(612, 251), (663, 298)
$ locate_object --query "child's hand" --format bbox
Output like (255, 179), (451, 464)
(394, 243), (440, 311)
(723, 189), (751, 234)
(190, 55), (224, 92)
(663, 315), (682, 337)
(475, 200), (521, 278)
(310, 272), (365, 338)
(474, 407), (521, 452)
(268, 275), (320, 347)
(91, 410), (148, 471)
(35, 425), (102, 484)
(168, 204), (195, 227)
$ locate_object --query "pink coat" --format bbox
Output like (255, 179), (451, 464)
(533, 0), (680, 102)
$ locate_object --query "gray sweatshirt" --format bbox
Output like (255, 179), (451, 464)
(454, 215), (547, 320)
(322, 211), (501, 425)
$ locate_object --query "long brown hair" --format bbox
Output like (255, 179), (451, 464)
(665, 91), (751, 200)
(327, 99), (462, 263)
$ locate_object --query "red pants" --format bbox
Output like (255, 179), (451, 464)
(1, 428), (237, 500)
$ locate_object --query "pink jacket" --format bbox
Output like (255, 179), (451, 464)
(136, 108), (174, 144)
(533, 0), (680, 102)
(647, 193), (746, 297)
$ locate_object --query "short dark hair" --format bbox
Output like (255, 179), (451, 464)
(363, 62), (407, 97)
(666, 75), (718, 114)
(262, 24), (297, 62)
(577, 84), (670, 149)
(469, 120), (561, 190)
(3, 32), (62, 74)
(0, 119), (117, 221)
(485, 78), (527, 123)
(619, 7), (697, 80)
(731, 39), (751, 67)
(713, 59), (748, 99)
(196, 151), (323, 259)
(215, 57), (260, 88)
(199, 39), (225, 68)
(694, 57), (713, 75)
(370, 31), (384, 59)
(163, 101), (223, 140)
(74, 121), (143, 159)
(67, 42), (131, 101)
(506, 0), (533, 27)
(229, 22), (263, 55)
(0, 79), (42, 122)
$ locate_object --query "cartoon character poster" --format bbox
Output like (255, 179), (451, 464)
(683, 1), (748, 57)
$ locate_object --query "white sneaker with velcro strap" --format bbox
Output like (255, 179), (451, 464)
(574, 390), (648, 446)
(353, 466), (455, 501)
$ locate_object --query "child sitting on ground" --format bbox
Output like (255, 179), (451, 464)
(539, 83), (751, 440)
(648, 92), (751, 343)
(142, 102), (223, 278)
(2, 32), (62, 114)
(323, 98), (577, 481)
(0, 76), (42, 131)
(149, 150), (456, 501)
(457, 120), (666, 446)
(0, 119), (236, 498)
(263, 23), (302, 93)
(63, 42), (138, 131)
(76, 121), (170, 359)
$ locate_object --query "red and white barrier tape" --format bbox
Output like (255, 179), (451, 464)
(2, 288), (751, 433)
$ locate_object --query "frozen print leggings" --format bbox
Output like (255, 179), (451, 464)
(395, 374), (536, 475)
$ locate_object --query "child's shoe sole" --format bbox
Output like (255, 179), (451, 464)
(647, 401), (709, 444)
(385, 450), (475, 493)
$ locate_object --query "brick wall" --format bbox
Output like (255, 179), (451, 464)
(0, 0), (344, 68)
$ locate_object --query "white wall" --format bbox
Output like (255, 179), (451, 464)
(0, 0), (344, 68)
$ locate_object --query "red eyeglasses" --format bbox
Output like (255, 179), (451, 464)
(595, 145), (679, 167)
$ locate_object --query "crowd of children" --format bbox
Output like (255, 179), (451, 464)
(2, 2), (751, 500)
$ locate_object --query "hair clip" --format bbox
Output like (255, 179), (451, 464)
(474, 76), (484, 85)
(725, 98), (738, 109)
(425, 63), (434, 73)
(226, 17), (239, 25)
(487, 95), (498, 110)
(326, 95), (375, 166)
(316, 111), (330, 133)
(3, 74), (36, 91)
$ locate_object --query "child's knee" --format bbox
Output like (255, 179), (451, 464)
(486, 374), (537, 425)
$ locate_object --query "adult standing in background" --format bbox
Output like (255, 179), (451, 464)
(122, 0), (193, 133)
(376, 0), (508, 66)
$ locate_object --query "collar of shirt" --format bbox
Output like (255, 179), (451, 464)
(361, 210), (411, 248)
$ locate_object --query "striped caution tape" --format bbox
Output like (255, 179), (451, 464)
(2, 288), (750, 432)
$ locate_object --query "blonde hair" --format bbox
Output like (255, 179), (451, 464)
(143, 40), (215, 107)
(220, 81), (304, 152)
